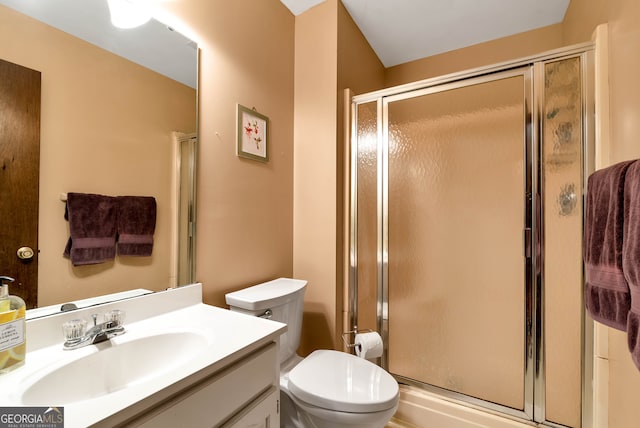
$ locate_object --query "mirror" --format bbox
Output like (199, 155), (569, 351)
(0, 0), (198, 315)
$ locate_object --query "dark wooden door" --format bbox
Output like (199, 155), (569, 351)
(0, 58), (41, 309)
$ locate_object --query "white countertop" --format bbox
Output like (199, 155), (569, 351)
(0, 284), (286, 427)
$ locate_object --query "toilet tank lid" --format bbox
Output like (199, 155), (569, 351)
(225, 278), (307, 311)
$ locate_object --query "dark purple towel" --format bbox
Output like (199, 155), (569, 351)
(623, 161), (640, 369)
(116, 196), (156, 256)
(63, 193), (117, 266)
(584, 160), (635, 330)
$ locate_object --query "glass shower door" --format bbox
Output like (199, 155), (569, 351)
(384, 71), (530, 412)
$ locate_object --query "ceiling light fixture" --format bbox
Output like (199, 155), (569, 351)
(107, 0), (151, 29)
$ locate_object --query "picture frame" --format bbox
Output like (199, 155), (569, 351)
(236, 104), (269, 162)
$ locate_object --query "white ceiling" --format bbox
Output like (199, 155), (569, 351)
(0, 0), (197, 88)
(282, 0), (570, 67)
(280, 0), (325, 16)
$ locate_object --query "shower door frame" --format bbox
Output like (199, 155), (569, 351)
(348, 43), (595, 427)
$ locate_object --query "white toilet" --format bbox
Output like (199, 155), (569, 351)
(225, 278), (399, 428)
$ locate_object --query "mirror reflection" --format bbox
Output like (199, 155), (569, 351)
(0, 0), (198, 312)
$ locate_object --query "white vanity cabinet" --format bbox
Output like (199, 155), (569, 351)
(119, 342), (280, 428)
(8, 284), (286, 428)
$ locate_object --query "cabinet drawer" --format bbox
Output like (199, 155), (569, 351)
(131, 342), (278, 427)
(221, 386), (279, 428)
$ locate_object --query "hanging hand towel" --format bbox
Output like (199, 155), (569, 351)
(116, 196), (157, 256)
(583, 160), (635, 330)
(63, 192), (117, 266)
(623, 161), (640, 369)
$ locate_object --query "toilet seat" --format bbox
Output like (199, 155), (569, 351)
(287, 350), (399, 413)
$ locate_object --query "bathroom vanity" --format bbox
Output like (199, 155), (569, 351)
(0, 284), (286, 427)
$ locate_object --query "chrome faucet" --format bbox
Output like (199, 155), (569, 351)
(62, 310), (125, 350)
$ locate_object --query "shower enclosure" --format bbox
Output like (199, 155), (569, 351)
(348, 45), (594, 427)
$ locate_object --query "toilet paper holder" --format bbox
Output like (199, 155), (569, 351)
(341, 327), (373, 352)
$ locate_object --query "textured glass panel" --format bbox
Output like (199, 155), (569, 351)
(356, 102), (378, 331)
(387, 76), (526, 409)
(543, 57), (582, 427)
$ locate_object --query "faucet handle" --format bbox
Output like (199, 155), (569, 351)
(104, 309), (125, 327)
(63, 319), (87, 342)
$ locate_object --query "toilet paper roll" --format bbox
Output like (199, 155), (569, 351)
(354, 331), (383, 359)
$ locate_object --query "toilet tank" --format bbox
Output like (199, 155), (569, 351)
(225, 278), (307, 363)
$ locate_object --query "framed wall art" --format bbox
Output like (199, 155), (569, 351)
(237, 104), (268, 162)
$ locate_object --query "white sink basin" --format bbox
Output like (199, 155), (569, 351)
(21, 331), (208, 405)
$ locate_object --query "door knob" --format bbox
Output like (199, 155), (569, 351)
(17, 247), (34, 260)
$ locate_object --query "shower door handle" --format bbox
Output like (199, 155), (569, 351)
(523, 228), (532, 258)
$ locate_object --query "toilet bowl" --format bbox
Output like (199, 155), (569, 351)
(283, 349), (398, 427)
(225, 278), (399, 428)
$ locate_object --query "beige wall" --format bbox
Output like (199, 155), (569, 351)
(0, 5), (196, 306)
(337, 2), (386, 95)
(157, 0), (295, 308)
(292, 0), (339, 353)
(291, 0), (385, 355)
(563, 1), (640, 427)
(385, 24), (564, 87)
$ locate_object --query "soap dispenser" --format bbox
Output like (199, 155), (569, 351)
(0, 276), (26, 374)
